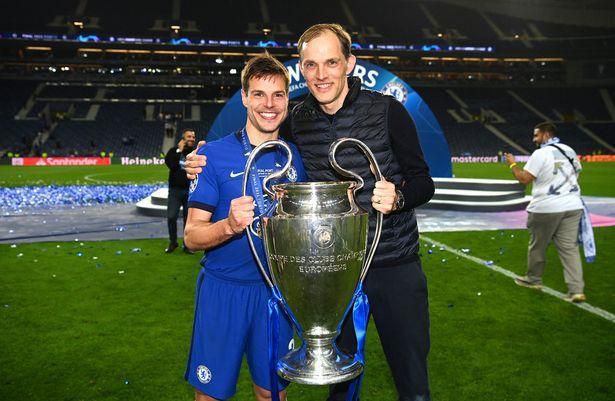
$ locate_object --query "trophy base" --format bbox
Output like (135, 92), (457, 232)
(276, 343), (364, 385)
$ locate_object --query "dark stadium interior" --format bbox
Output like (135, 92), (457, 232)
(1, 0), (614, 159)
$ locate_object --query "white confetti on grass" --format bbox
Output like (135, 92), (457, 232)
(421, 235), (615, 324)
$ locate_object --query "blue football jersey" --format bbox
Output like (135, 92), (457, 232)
(188, 131), (307, 282)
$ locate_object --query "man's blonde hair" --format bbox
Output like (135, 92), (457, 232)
(298, 23), (352, 60)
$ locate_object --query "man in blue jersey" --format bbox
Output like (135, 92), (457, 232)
(183, 54), (306, 401)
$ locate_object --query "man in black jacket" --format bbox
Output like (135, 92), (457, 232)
(185, 24), (434, 401)
(293, 24), (433, 401)
(164, 128), (196, 253)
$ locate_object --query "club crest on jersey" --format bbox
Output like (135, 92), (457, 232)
(196, 365), (212, 384)
(189, 174), (199, 193)
(287, 166), (298, 182)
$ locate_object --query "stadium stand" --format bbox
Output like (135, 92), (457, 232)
(583, 123), (615, 150)
(415, 87), (512, 155)
(182, 1), (261, 39)
(422, 1), (493, 42)
(0, 80), (42, 155)
(0, 79), (229, 157)
(39, 85), (99, 99)
(2, 78), (613, 158)
(268, 1), (348, 38)
(345, 0), (429, 42)
(513, 88), (612, 121)
(41, 103), (162, 157)
(86, 0), (170, 37)
(26, 102), (49, 119)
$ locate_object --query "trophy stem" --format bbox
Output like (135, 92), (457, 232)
(276, 334), (364, 385)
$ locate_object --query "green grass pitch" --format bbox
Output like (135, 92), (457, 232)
(1, 162), (613, 197)
(0, 162), (613, 400)
(0, 165), (168, 187)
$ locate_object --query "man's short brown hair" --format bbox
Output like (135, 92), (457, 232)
(241, 53), (290, 93)
(298, 23), (352, 60)
(535, 122), (557, 136)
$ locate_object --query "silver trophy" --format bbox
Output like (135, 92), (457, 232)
(243, 138), (383, 385)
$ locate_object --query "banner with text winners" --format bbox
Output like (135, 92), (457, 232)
(208, 59), (453, 178)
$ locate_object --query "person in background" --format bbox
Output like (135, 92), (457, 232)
(164, 128), (196, 253)
(505, 122), (586, 303)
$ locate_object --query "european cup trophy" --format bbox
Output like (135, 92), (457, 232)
(243, 138), (383, 385)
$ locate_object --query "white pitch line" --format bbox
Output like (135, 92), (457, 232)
(84, 173), (127, 185)
(421, 235), (615, 324)
(84, 173), (114, 184)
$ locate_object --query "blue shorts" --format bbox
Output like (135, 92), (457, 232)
(185, 269), (293, 400)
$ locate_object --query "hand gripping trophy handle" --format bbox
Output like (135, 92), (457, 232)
(328, 137), (384, 284)
(242, 140), (293, 289)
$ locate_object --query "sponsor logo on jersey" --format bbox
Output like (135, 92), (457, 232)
(230, 171), (244, 178)
(196, 365), (212, 384)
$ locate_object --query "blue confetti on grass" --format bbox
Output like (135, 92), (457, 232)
(0, 185), (163, 211)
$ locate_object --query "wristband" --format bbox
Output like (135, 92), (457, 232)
(509, 162), (517, 169)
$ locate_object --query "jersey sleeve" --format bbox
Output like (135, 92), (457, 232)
(524, 149), (545, 178)
(188, 146), (219, 213)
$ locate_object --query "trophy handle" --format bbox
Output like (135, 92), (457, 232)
(242, 139), (293, 289)
(328, 138), (383, 284)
